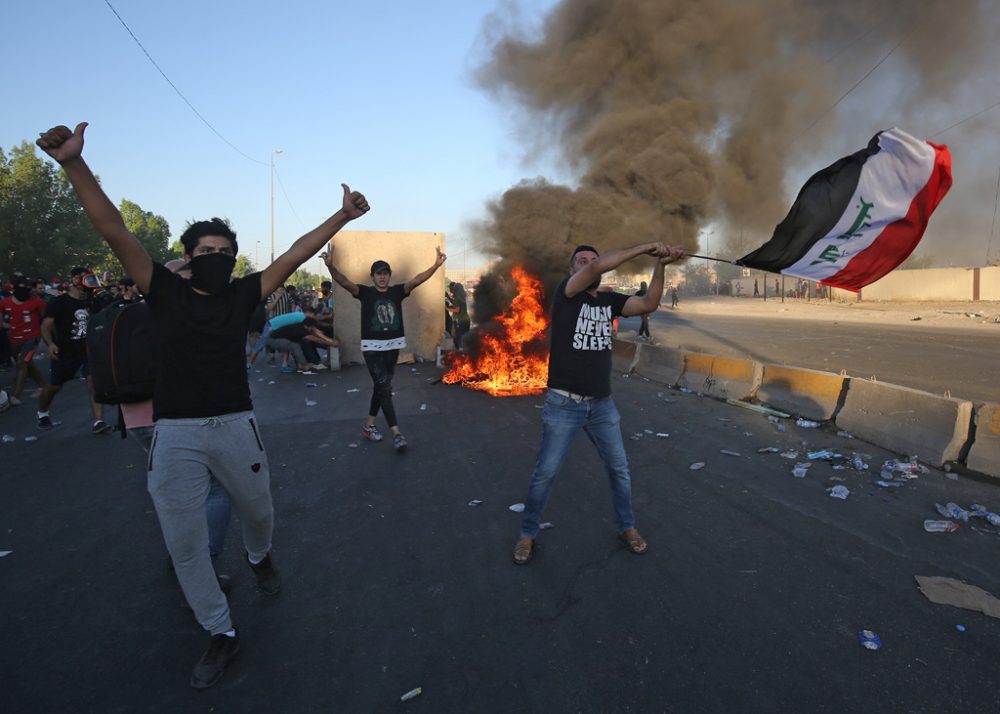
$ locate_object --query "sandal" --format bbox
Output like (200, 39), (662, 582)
(618, 529), (648, 555)
(512, 537), (535, 565)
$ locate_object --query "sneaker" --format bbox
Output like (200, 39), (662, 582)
(190, 632), (241, 689)
(361, 424), (383, 442)
(393, 433), (408, 451)
(311, 363), (328, 371)
(247, 553), (281, 596)
(9, 395), (22, 406)
(37, 414), (53, 430)
(92, 420), (111, 435)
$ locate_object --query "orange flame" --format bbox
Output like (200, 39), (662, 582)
(442, 266), (549, 396)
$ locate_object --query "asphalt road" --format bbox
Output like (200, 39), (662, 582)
(3, 360), (1000, 712)
(620, 308), (1000, 404)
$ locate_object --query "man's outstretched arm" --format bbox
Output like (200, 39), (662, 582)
(565, 241), (669, 298)
(621, 246), (685, 316)
(320, 247), (360, 297)
(36, 123), (153, 293)
(260, 184), (369, 297)
(403, 246), (446, 294)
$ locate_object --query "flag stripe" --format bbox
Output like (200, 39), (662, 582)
(738, 135), (880, 271)
(823, 141), (952, 291)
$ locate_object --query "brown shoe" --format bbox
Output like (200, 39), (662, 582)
(618, 528), (648, 555)
(512, 537), (535, 565)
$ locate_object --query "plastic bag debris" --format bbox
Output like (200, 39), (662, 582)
(305, 399), (317, 407)
(644, 429), (654, 434)
(757, 447), (780, 453)
(346, 388), (360, 393)
(0, 551), (11, 557)
(306, 382), (318, 388)
(267, 380), (276, 385)
(400, 687), (422, 701)
(689, 462), (705, 471)
(780, 450), (799, 459)
(792, 463), (810, 478)
(767, 415), (787, 433)
(677, 386), (694, 394)
(956, 624), (967, 632)
(467, 499), (483, 507)
(1, 435), (14, 443)
(852, 454), (869, 471)
(858, 630), (881, 650)
(629, 432), (643, 440)
(348, 443), (359, 448)
(720, 449), (741, 457)
(540, 522), (554, 530)
(875, 480), (904, 488)
(24, 436), (38, 442)
(795, 418), (821, 428)
(656, 432), (669, 438)
(837, 430), (854, 439)
(829, 485), (850, 500)
(420, 403), (427, 411)
(509, 503), (525, 513)
(807, 450), (838, 460)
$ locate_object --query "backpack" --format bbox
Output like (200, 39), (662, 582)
(87, 302), (156, 404)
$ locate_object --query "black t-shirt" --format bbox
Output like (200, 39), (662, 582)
(145, 262), (262, 420)
(43, 294), (91, 361)
(547, 278), (629, 398)
(271, 323), (308, 341)
(355, 283), (408, 352)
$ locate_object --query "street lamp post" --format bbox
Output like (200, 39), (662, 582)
(270, 149), (283, 264)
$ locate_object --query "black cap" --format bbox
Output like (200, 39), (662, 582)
(370, 260), (392, 275)
(70, 266), (88, 277)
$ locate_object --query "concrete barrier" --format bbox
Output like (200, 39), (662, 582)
(633, 344), (685, 386)
(612, 339), (639, 374)
(967, 403), (1000, 478)
(835, 379), (973, 466)
(756, 365), (846, 421)
(677, 352), (759, 401)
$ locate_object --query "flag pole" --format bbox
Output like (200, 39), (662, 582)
(687, 253), (737, 265)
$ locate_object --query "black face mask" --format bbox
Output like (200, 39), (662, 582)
(190, 253), (236, 295)
(13, 286), (31, 301)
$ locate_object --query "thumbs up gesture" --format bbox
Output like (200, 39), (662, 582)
(37, 122), (88, 164)
(341, 183), (370, 220)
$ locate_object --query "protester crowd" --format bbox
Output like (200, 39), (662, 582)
(1, 121), (683, 693)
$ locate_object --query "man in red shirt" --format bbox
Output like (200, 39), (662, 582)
(0, 276), (48, 405)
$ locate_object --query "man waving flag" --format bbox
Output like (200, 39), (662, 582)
(738, 127), (952, 291)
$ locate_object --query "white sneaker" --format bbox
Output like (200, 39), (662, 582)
(311, 363), (328, 371)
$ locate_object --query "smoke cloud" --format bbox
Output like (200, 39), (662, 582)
(469, 0), (1000, 314)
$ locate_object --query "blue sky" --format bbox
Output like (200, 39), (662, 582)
(3, 0), (561, 275)
(5, 0), (1000, 276)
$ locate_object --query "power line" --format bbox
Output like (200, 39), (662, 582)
(102, 0), (267, 166)
(793, 34), (906, 144)
(272, 165), (306, 229)
(930, 97), (1000, 138)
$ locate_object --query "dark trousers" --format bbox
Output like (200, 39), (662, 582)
(363, 349), (399, 428)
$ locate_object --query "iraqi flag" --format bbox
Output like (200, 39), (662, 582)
(738, 127), (952, 292)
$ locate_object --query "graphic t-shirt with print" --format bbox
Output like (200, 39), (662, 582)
(0, 295), (47, 343)
(43, 294), (91, 361)
(546, 277), (629, 398)
(355, 283), (408, 351)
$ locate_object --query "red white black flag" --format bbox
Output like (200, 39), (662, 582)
(738, 127), (952, 291)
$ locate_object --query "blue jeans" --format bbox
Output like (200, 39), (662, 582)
(520, 390), (636, 538)
(131, 425), (232, 561)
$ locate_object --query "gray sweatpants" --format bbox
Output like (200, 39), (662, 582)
(147, 410), (273, 635)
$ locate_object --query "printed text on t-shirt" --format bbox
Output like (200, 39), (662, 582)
(572, 304), (613, 351)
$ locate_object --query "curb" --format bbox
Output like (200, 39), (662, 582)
(617, 339), (991, 477)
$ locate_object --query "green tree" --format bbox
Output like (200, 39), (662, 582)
(0, 141), (105, 279)
(233, 255), (255, 278)
(96, 199), (171, 277)
(288, 268), (322, 290)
